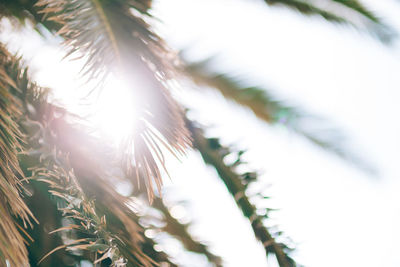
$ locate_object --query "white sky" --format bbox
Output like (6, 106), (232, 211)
(2, 0), (400, 266)
(154, 1), (400, 266)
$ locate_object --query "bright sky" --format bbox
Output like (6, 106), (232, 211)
(154, 1), (400, 266)
(2, 0), (400, 266)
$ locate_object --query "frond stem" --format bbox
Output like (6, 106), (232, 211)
(90, 0), (121, 66)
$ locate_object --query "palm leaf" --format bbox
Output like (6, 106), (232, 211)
(35, 0), (191, 200)
(266, 0), (349, 23)
(331, 0), (379, 23)
(31, 162), (130, 266)
(0, 44), (37, 267)
(148, 197), (223, 266)
(183, 57), (374, 172)
(262, 0), (393, 41)
(188, 119), (297, 267)
(0, 45), (170, 266)
(0, 0), (60, 32)
(264, 0), (378, 23)
(20, 95), (161, 267)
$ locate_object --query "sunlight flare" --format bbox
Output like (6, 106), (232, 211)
(92, 76), (139, 143)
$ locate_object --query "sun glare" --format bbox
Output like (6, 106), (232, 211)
(91, 76), (139, 144)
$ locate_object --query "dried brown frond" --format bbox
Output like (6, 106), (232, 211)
(0, 44), (36, 266)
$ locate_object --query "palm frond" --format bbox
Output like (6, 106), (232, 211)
(0, 0), (58, 32)
(150, 197), (223, 266)
(77, 175), (176, 267)
(20, 97), (165, 266)
(34, 0), (191, 200)
(0, 45), (172, 266)
(262, 0), (393, 41)
(120, 167), (223, 265)
(188, 120), (297, 267)
(265, 0), (349, 23)
(32, 162), (129, 266)
(14, 178), (77, 266)
(264, 0), (377, 23)
(331, 0), (379, 23)
(0, 44), (36, 267)
(183, 57), (292, 124)
(183, 57), (374, 172)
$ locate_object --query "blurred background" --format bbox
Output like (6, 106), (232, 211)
(2, 0), (400, 266)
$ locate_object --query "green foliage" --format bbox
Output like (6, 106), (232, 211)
(264, 0), (382, 26)
(183, 57), (374, 172)
(263, 0), (393, 41)
(189, 120), (296, 267)
(149, 197), (223, 266)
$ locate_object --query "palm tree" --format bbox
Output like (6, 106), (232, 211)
(0, 0), (394, 266)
